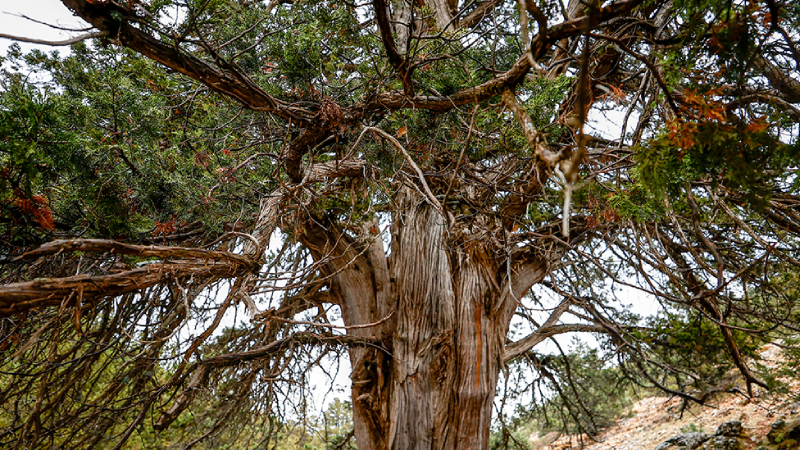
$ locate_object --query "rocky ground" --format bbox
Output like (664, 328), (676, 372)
(530, 345), (800, 450)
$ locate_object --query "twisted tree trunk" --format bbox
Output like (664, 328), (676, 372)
(304, 191), (547, 450)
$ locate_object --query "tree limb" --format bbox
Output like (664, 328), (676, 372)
(0, 262), (243, 316)
(60, 0), (312, 122)
(372, 0), (413, 95)
(0, 30), (109, 46)
(13, 239), (256, 268)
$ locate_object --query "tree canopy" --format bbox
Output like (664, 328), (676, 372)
(0, 0), (799, 449)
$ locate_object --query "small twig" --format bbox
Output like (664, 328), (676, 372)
(257, 309), (395, 330)
(363, 126), (444, 215)
(443, 104), (479, 209)
(2, 12), (92, 31)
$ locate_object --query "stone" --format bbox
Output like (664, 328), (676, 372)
(700, 436), (741, 450)
(777, 418), (800, 450)
(714, 421), (743, 438)
(654, 432), (710, 450)
(766, 417), (800, 449)
(767, 419), (786, 444)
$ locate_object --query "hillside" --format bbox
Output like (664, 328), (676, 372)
(532, 345), (800, 450)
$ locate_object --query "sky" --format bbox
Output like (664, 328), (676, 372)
(0, 0), (87, 56)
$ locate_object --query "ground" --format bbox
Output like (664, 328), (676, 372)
(533, 345), (800, 450)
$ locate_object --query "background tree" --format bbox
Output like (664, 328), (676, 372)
(0, 0), (798, 449)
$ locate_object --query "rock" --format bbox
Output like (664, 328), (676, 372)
(714, 421), (743, 438)
(700, 436), (741, 450)
(765, 417), (800, 450)
(654, 432), (710, 450)
(654, 421), (746, 450)
(778, 418), (800, 450)
(689, 421), (746, 449)
(767, 419), (786, 444)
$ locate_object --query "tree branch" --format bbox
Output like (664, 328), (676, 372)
(13, 238), (255, 268)
(458, 0), (505, 30)
(0, 30), (109, 46)
(60, 0), (312, 123)
(154, 332), (383, 431)
(504, 323), (606, 362)
(372, 0), (413, 95)
(0, 262), (243, 317)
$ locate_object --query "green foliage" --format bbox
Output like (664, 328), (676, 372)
(680, 423), (705, 433)
(635, 116), (799, 207)
(489, 427), (534, 450)
(606, 187), (659, 222)
(321, 398), (356, 450)
(0, 43), (285, 252)
(522, 342), (635, 437)
(523, 75), (572, 133)
(244, 0), (376, 99)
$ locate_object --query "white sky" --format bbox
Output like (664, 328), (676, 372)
(0, 0), (87, 56)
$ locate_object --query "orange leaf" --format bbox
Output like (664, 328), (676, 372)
(746, 121), (769, 133)
(396, 126), (408, 138)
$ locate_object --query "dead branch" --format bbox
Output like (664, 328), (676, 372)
(0, 262), (243, 317)
(0, 30), (109, 46)
(13, 239), (256, 267)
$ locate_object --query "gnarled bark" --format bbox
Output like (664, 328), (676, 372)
(300, 190), (548, 450)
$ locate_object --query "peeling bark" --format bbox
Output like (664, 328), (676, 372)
(0, 261), (241, 316)
(297, 189), (549, 450)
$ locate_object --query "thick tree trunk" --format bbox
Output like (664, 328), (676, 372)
(304, 191), (547, 450)
(389, 196), (460, 449)
(388, 194), (511, 450)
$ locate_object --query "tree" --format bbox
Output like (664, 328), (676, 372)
(0, 0), (798, 449)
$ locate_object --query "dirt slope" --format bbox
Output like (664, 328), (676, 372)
(532, 345), (800, 450)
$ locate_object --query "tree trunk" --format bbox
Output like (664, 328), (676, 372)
(303, 191), (547, 450)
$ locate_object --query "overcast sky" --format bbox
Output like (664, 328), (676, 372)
(0, 0), (87, 56)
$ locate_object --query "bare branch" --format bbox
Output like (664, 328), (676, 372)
(0, 262), (243, 316)
(154, 332), (383, 431)
(363, 126), (444, 215)
(0, 30), (109, 46)
(13, 238), (256, 267)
